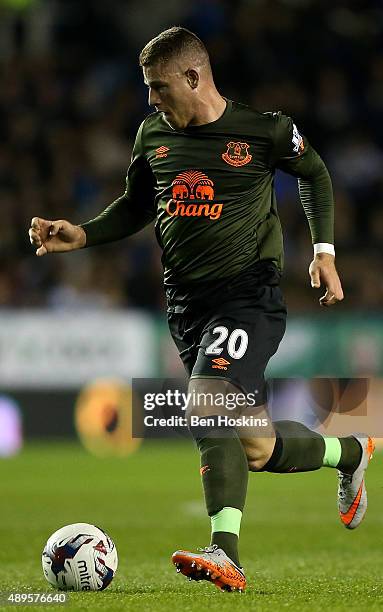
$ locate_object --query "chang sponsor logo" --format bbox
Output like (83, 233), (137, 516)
(166, 200), (223, 220)
(166, 170), (223, 220)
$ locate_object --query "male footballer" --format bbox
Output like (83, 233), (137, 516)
(29, 27), (374, 593)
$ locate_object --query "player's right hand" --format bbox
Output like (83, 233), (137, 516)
(309, 252), (344, 307)
(28, 217), (87, 256)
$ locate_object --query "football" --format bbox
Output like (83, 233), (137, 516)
(42, 523), (118, 591)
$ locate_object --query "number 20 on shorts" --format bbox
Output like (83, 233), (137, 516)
(205, 326), (248, 359)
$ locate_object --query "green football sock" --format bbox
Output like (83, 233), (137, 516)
(197, 428), (248, 567)
(262, 420), (325, 473)
(262, 421), (363, 475)
(211, 507), (242, 566)
(323, 436), (362, 474)
(322, 437), (341, 467)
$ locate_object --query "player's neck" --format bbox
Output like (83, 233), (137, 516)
(188, 91), (227, 127)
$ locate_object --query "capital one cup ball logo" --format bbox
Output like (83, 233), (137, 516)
(165, 170), (223, 220)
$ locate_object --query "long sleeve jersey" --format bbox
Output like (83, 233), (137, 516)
(81, 100), (334, 284)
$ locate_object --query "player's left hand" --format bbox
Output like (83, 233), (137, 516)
(309, 253), (344, 307)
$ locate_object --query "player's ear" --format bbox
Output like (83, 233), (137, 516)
(185, 69), (199, 89)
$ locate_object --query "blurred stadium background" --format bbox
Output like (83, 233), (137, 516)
(0, 3), (383, 606)
(0, 0), (382, 453)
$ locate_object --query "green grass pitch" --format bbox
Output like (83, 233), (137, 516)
(0, 440), (382, 611)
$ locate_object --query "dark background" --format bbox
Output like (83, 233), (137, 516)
(2, 0), (383, 313)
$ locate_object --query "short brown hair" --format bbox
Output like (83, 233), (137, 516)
(139, 26), (209, 67)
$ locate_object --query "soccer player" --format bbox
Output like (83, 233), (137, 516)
(29, 27), (374, 593)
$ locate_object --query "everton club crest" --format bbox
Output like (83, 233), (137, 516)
(222, 141), (252, 167)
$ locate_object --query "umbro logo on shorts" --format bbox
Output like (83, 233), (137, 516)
(211, 358), (231, 370)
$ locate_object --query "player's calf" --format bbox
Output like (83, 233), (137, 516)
(186, 378), (249, 570)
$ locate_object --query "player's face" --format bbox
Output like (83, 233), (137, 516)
(143, 63), (195, 129)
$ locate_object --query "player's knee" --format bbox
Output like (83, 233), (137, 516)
(245, 441), (274, 471)
(247, 456), (267, 471)
(186, 377), (237, 420)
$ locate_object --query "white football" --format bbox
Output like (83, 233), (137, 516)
(42, 523), (118, 591)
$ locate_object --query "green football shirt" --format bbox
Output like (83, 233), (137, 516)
(81, 100), (334, 284)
